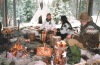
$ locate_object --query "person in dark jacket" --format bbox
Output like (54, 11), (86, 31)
(66, 12), (100, 64)
(66, 12), (99, 49)
(56, 15), (74, 40)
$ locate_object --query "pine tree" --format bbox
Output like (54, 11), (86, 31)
(16, 0), (37, 22)
(52, 0), (70, 24)
(23, 0), (34, 22)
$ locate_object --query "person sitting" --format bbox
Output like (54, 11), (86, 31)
(56, 15), (74, 40)
(40, 13), (56, 32)
(40, 13), (56, 44)
(66, 12), (100, 49)
(66, 12), (99, 64)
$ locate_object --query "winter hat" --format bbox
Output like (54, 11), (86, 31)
(79, 12), (92, 22)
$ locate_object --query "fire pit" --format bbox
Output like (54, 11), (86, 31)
(7, 41), (29, 59)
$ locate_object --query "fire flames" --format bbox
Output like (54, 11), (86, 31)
(10, 42), (28, 57)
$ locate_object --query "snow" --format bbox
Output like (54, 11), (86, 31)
(28, 0), (100, 29)
(87, 54), (100, 64)
(92, 16), (100, 27)
(30, 0), (50, 24)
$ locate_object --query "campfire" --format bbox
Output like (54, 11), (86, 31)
(9, 42), (28, 58)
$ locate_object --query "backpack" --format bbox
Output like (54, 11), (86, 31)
(67, 44), (81, 64)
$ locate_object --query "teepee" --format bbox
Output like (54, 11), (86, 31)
(30, 0), (50, 24)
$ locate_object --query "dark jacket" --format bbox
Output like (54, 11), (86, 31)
(73, 21), (99, 48)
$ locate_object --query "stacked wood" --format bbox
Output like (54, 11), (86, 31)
(36, 46), (53, 57)
(29, 33), (35, 42)
(53, 41), (67, 65)
(46, 31), (54, 46)
(52, 36), (61, 46)
(2, 28), (13, 35)
(42, 57), (51, 65)
(41, 30), (46, 43)
(53, 48), (66, 65)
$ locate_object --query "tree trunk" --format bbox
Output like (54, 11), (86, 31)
(13, 0), (16, 26)
(3, 0), (8, 27)
(85, 0), (89, 12)
(79, 0), (82, 15)
(0, 0), (3, 8)
(88, 0), (93, 16)
(76, 0), (78, 18)
(0, 0), (3, 21)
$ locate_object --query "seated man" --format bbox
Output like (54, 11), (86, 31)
(40, 13), (56, 43)
(40, 13), (56, 32)
(66, 12), (99, 49)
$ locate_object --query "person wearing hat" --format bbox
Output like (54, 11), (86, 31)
(65, 12), (100, 64)
(66, 12), (99, 49)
